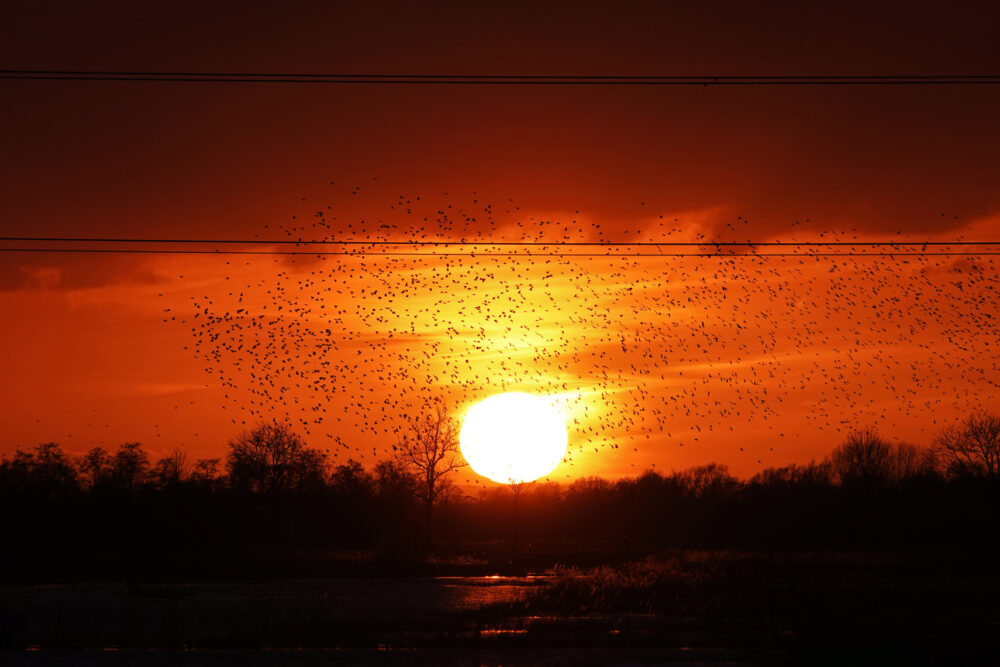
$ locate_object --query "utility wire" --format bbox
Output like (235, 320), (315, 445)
(2, 236), (998, 257)
(2, 248), (997, 258)
(2, 236), (998, 247)
(3, 70), (1000, 85)
(10, 70), (1000, 79)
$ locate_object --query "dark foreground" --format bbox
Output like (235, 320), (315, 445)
(2, 549), (999, 666)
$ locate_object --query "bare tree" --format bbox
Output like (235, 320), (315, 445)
(934, 410), (1000, 484)
(750, 461), (833, 489)
(153, 448), (189, 488)
(830, 428), (894, 486)
(830, 429), (936, 487)
(226, 422), (327, 495)
(888, 442), (937, 481)
(0, 443), (77, 497)
(111, 442), (150, 493)
(681, 463), (740, 497)
(76, 447), (111, 490)
(394, 402), (466, 549)
(190, 458), (221, 485)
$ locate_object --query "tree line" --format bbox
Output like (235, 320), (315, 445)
(2, 409), (999, 560)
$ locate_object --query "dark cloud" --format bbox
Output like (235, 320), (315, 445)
(0, 255), (166, 291)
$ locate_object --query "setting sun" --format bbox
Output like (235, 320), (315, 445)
(459, 392), (568, 484)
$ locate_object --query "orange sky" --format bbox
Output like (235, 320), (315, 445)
(2, 2), (999, 481)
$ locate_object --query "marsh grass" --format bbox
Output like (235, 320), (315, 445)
(3, 549), (1000, 662)
(502, 549), (1000, 660)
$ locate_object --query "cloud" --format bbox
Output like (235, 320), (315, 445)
(0, 255), (167, 292)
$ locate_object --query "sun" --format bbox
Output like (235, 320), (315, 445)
(459, 392), (568, 484)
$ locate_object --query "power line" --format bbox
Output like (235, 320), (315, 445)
(2, 248), (997, 258)
(3, 70), (1000, 85)
(2, 236), (998, 247)
(4, 237), (998, 257)
(11, 70), (1000, 80)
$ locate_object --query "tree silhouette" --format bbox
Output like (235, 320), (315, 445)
(111, 442), (150, 493)
(934, 410), (1000, 485)
(750, 461), (832, 489)
(887, 442), (937, 481)
(830, 430), (935, 488)
(394, 402), (466, 549)
(0, 443), (77, 498)
(680, 463), (740, 497)
(226, 422), (327, 495)
(77, 447), (111, 490)
(190, 458), (221, 485)
(373, 459), (419, 552)
(153, 448), (189, 488)
(331, 459), (374, 498)
(830, 428), (895, 487)
(374, 459), (417, 505)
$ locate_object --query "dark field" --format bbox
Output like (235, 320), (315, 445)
(3, 549), (1000, 666)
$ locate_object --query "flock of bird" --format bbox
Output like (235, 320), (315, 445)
(165, 182), (1000, 477)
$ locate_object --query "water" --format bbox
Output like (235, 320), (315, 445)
(0, 575), (803, 664)
(0, 577), (548, 649)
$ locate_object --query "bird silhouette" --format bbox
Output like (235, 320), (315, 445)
(161, 181), (1000, 473)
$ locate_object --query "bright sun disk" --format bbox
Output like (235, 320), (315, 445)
(459, 392), (568, 484)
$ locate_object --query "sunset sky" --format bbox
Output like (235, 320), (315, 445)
(2, 2), (999, 482)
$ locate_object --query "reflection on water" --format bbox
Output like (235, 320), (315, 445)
(0, 575), (805, 663)
(0, 576), (550, 649)
(432, 575), (550, 611)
